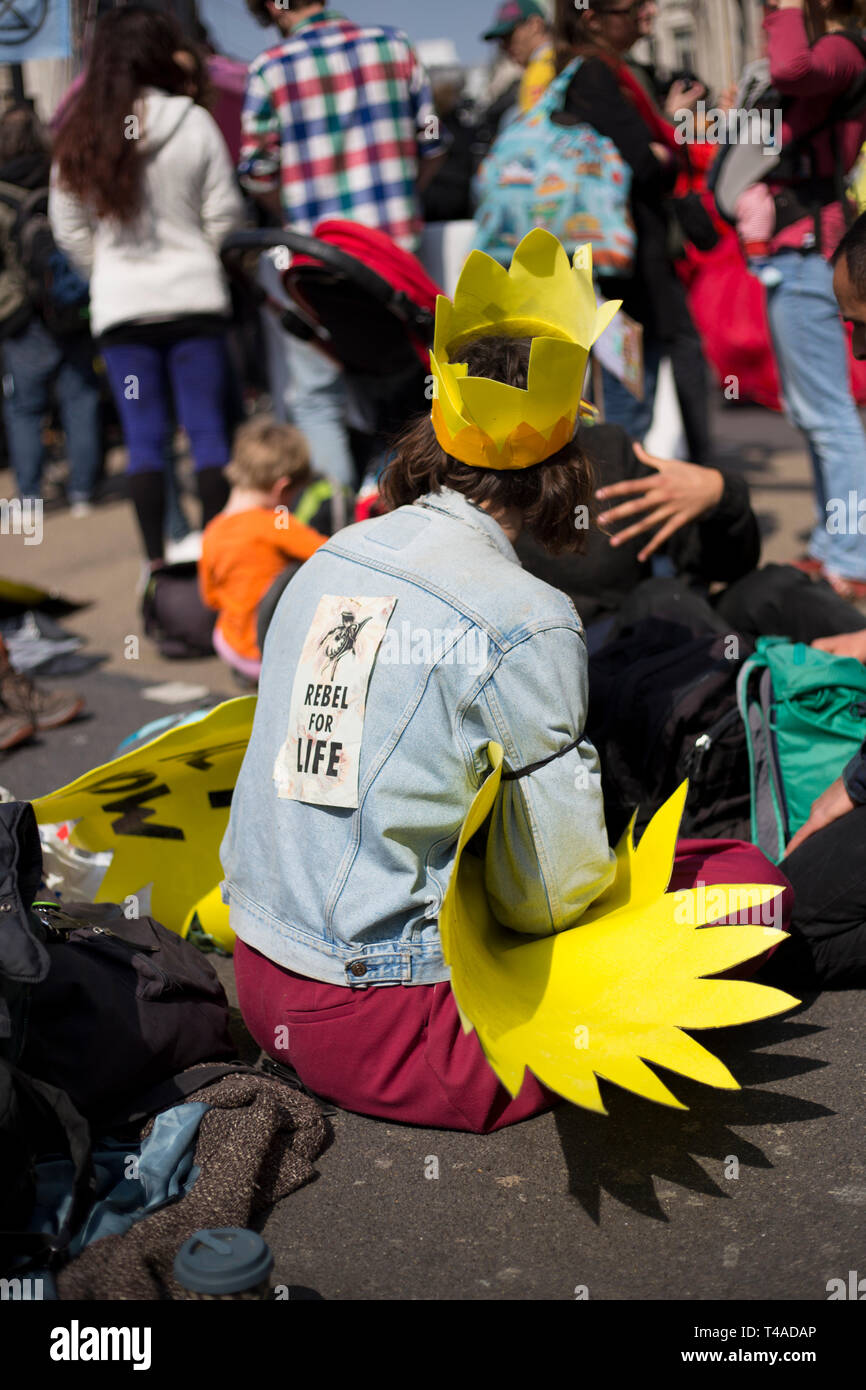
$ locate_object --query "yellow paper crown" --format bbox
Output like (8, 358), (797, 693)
(430, 229), (621, 471)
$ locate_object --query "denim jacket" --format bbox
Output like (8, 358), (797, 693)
(220, 487), (615, 987)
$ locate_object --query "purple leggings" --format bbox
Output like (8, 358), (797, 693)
(101, 336), (232, 475)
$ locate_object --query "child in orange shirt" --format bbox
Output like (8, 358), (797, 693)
(200, 418), (329, 682)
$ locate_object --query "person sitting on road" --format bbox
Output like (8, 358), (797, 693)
(199, 417), (329, 683)
(221, 233), (790, 1132)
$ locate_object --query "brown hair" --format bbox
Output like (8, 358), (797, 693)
(226, 417), (311, 491)
(53, 6), (188, 225)
(380, 337), (596, 555)
(552, 0), (621, 72)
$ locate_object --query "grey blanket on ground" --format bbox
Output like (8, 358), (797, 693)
(58, 1068), (328, 1301)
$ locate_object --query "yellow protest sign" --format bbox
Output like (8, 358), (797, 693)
(32, 698), (257, 952)
(439, 743), (799, 1113)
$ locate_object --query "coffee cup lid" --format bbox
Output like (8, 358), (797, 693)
(174, 1228), (274, 1294)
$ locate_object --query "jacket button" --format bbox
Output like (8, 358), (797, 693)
(349, 961), (367, 978)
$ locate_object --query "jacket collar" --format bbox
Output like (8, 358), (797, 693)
(413, 487), (521, 566)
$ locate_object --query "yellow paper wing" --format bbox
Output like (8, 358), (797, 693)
(439, 745), (798, 1114)
(32, 697), (257, 950)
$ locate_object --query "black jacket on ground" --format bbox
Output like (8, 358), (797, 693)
(516, 422), (760, 626)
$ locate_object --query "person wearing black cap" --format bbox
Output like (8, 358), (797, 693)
(483, 0), (555, 112)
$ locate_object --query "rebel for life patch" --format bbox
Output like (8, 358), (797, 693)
(273, 595), (397, 809)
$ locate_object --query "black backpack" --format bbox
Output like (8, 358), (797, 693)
(0, 802), (93, 1274)
(141, 561), (216, 660)
(587, 620), (753, 845)
(0, 185), (89, 338)
(0, 801), (242, 1275)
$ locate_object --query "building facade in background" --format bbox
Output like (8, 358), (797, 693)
(638, 0), (765, 96)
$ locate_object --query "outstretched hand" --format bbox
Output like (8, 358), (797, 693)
(595, 443), (725, 564)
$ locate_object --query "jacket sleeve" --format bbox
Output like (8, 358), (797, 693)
(666, 471), (762, 586)
(195, 108), (246, 250)
(766, 10), (864, 95)
(463, 625), (616, 936)
(275, 516), (328, 562)
(565, 57), (676, 195)
(48, 170), (95, 278)
(238, 63), (282, 195)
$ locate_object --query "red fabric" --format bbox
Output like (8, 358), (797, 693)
(285, 219), (442, 367)
(234, 838), (793, 1133)
(678, 197), (866, 412)
(208, 55), (247, 166)
(616, 62), (680, 151)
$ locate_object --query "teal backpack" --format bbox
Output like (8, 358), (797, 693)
(737, 636), (866, 863)
(472, 57), (636, 272)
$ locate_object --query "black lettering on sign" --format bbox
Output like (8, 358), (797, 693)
(98, 776), (184, 840)
(162, 739), (250, 773)
(208, 790), (233, 810)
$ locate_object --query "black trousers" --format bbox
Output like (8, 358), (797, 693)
(762, 806), (866, 990)
(605, 564), (866, 648)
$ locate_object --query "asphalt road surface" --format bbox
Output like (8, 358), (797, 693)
(2, 400), (864, 1304)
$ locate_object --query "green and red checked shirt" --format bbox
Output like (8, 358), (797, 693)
(239, 10), (444, 251)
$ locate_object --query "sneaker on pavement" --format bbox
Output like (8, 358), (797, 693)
(0, 666), (85, 731)
(164, 531), (203, 565)
(0, 707), (35, 751)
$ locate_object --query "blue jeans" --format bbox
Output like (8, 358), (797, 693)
(598, 340), (662, 444)
(766, 250), (866, 579)
(284, 336), (357, 489)
(1, 316), (102, 502)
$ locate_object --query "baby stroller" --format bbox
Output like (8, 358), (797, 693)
(220, 220), (442, 486)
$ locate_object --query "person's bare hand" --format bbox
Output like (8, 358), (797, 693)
(785, 775), (856, 856)
(717, 82), (738, 114)
(811, 629), (866, 662)
(595, 443), (725, 563)
(664, 79), (702, 119)
(649, 140), (674, 165)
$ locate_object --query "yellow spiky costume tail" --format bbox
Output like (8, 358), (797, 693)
(440, 745), (798, 1113)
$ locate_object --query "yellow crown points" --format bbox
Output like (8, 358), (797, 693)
(431, 229), (622, 470)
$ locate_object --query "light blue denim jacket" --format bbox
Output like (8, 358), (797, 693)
(220, 487), (615, 987)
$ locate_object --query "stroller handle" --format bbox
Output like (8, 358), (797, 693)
(220, 228), (435, 342)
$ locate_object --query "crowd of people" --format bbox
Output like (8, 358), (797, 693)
(1, 0), (866, 1133)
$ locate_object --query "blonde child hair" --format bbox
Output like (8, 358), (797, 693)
(225, 417), (311, 492)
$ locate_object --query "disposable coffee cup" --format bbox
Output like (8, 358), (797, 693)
(174, 1228), (274, 1300)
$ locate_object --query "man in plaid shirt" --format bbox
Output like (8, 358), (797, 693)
(240, 2), (445, 251)
(240, 2), (445, 489)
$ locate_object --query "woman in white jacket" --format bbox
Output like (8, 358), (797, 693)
(50, 5), (244, 565)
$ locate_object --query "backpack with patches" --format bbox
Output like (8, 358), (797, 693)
(472, 57), (635, 273)
(0, 185), (90, 338)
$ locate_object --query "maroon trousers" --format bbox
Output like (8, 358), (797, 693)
(234, 839), (792, 1132)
